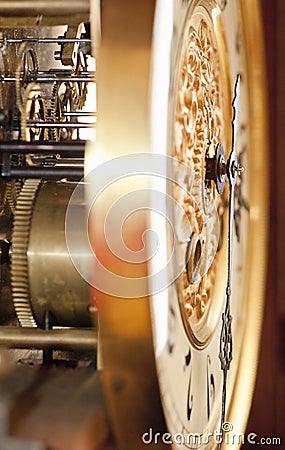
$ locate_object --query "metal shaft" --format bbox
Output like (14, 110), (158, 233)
(1, 75), (94, 83)
(35, 75), (94, 83)
(0, 327), (97, 351)
(63, 111), (96, 117)
(7, 166), (84, 179)
(0, 141), (85, 154)
(27, 121), (94, 128)
(37, 70), (95, 75)
(2, 38), (93, 44)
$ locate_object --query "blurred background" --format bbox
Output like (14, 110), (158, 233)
(244, 1), (285, 447)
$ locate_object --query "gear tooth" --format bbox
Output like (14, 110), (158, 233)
(71, 80), (88, 110)
(49, 81), (76, 141)
(72, 52), (88, 110)
(6, 181), (23, 214)
(0, 48), (7, 110)
(16, 41), (39, 116)
(48, 82), (59, 141)
(11, 179), (41, 328)
(21, 82), (47, 142)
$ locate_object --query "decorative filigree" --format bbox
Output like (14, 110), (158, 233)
(217, 0), (227, 11)
(174, 17), (224, 324)
(219, 304), (232, 371)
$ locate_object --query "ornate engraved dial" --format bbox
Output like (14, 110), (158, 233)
(94, 1), (268, 448)
(150, 0), (268, 447)
(174, 4), (230, 348)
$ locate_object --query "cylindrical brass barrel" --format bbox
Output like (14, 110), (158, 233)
(26, 181), (92, 328)
(11, 179), (92, 328)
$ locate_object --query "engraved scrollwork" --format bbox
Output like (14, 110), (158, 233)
(217, 0), (227, 11)
(174, 17), (224, 324)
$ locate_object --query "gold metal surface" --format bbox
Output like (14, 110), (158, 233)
(12, 180), (92, 329)
(89, 1), (167, 449)
(28, 181), (92, 328)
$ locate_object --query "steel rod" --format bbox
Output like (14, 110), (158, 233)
(0, 75), (94, 83)
(63, 111), (96, 117)
(2, 38), (93, 44)
(26, 121), (94, 128)
(0, 141), (85, 154)
(7, 166), (84, 179)
(0, 326), (97, 351)
(50, 159), (84, 168)
(35, 76), (94, 83)
(37, 70), (95, 75)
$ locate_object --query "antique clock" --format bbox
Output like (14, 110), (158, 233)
(0, 0), (267, 448)
(86, 0), (268, 449)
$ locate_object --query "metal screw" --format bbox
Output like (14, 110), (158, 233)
(233, 162), (244, 176)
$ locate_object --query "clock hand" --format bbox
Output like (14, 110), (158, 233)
(218, 74), (243, 448)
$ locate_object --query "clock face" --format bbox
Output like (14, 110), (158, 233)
(90, 0), (267, 447)
(150, 0), (268, 447)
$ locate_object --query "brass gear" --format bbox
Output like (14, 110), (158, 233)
(71, 51), (88, 110)
(0, 45), (23, 215)
(6, 180), (23, 214)
(11, 178), (41, 327)
(0, 46), (8, 141)
(0, 181), (9, 217)
(21, 82), (47, 142)
(49, 81), (76, 141)
(0, 52), (5, 111)
(15, 41), (38, 114)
